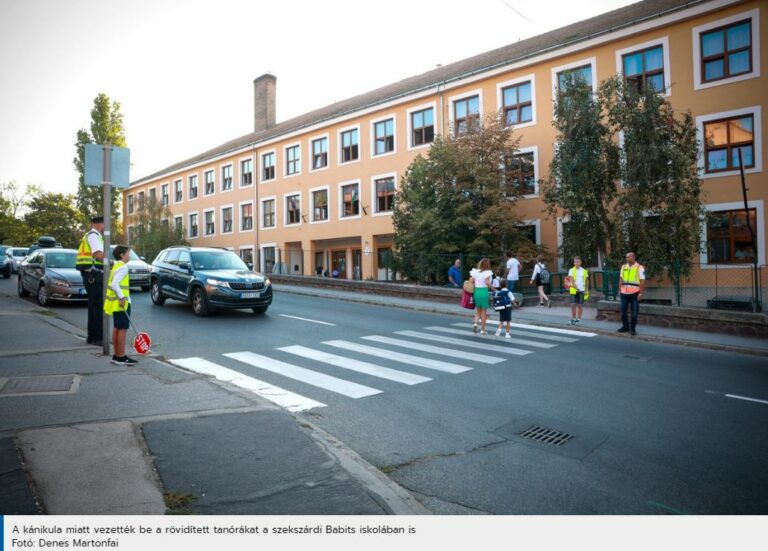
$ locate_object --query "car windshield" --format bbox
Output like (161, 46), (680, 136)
(46, 252), (76, 269)
(12, 249), (28, 257)
(191, 251), (247, 271)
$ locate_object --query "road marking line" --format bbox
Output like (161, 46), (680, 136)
(279, 314), (336, 326)
(425, 326), (556, 349)
(323, 340), (472, 374)
(510, 322), (597, 337)
(169, 357), (325, 412)
(225, 351), (381, 399)
(451, 323), (578, 343)
(725, 393), (768, 406)
(395, 330), (533, 356)
(361, 336), (505, 364)
(279, 345), (432, 385)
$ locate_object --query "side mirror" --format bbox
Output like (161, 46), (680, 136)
(178, 261), (191, 272)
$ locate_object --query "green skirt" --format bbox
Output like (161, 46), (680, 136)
(473, 287), (490, 309)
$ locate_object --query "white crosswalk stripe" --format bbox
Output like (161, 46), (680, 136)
(279, 345), (432, 385)
(323, 340), (472, 374)
(361, 335), (506, 364)
(510, 322), (597, 337)
(451, 323), (578, 343)
(224, 351), (381, 399)
(169, 357), (326, 412)
(424, 326), (556, 348)
(394, 330), (533, 356)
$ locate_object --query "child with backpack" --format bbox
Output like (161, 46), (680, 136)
(530, 256), (552, 307)
(493, 279), (514, 338)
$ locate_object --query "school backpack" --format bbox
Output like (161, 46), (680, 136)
(493, 290), (512, 311)
(539, 264), (551, 284)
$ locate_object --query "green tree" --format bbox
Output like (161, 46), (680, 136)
(0, 181), (36, 245)
(602, 75), (705, 279)
(541, 77), (621, 267)
(23, 190), (86, 248)
(74, 93), (127, 220)
(393, 113), (533, 282)
(130, 197), (188, 263)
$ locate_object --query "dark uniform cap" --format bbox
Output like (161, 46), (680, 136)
(90, 216), (104, 223)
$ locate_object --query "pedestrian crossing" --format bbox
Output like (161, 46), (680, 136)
(168, 320), (595, 413)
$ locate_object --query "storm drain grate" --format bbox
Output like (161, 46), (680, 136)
(518, 425), (574, 447)
(0, 375), (77, 396)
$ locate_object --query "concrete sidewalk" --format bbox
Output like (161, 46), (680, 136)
(0, 289), (427, 515)
(273, 283), (768, 356)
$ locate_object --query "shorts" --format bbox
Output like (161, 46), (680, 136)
(113, 304), (131, 330)
(473, 287), (490, 309)
(571, 292), (585, 305)
(498, 307), (512, 322)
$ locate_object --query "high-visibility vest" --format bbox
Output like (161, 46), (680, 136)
(104, 261), (130, 316)
(620, 263), (643, 294)
(76, 229), (104, 270)
(568, 267), (588, 295)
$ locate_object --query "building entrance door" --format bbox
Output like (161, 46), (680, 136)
(331, 250), (346, 278)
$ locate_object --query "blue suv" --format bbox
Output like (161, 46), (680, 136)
(150, 247), (272, 316)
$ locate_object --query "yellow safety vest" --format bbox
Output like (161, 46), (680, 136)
(104, 261), (130, 315)
(620, 263), (643, 294)
(76, 230), (104, 270)
(568, 267), (588, 295)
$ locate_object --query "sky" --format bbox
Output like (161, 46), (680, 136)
(0, 0), (637, 196)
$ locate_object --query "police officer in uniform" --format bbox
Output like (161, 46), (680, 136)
(77, 215), (105, 345)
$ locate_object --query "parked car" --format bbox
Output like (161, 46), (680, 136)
(17, 248), (87, 306)
(0, 246), (11, 278)
(7, 247), (29, 274)
(109, 245), (151, 291)
(150, 246), (272, 316)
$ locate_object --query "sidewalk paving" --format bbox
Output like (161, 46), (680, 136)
(0, 288), (427, 515)
(273, 283), (768, 356)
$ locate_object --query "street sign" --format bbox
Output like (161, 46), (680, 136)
(84, 144), (130, 188)
(133, 332), (152, 355)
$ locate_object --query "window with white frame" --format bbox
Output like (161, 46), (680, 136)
(373, 118), (395, 155)
(174, 179), (183, 203)
(240, 203), (253, 231)
(174, 216), (183, 234)
(312, 188), (328, 222)
(262, 198), (275, 228)
(622, 45), (665, 94)
(501, 81), (533, 126)
(240, 158), (253, 186)
(188, 174), (198, 199)
(557, 64), (593, 93)
(149, 188), (156, 203)
(341, 183), (360, 218)
(161, 184), (169, 206)
(505, 152), (536, 196)
(286, 194), (301, 225)
(340, 128), (359, 163)
(127, 195), (134, 214)
(240, 247), (253, 266)
(706, 208), (757, 264)
(453, 95), (480, 136)
(138, 191), (145, 210)
(703, 114), (754, 173)
(374, 177), (395, 213)
(261, 151), (275, 181)
(410, 107), (434, 147)
(693, 9), (760, 90)
(188, 213), (198, 238)
(204, 170), (214, 195)
(204, 210), (215, 235)
(221, 165), (233, 191)
(285, 145), (300, 176)
(221, 206), (233, 233)
(311, 137), (328, 170)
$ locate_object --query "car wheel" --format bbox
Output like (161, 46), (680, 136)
(150, 280), (165, 305)
(251, 306), (268, 314)
(192, 286), (210, 317)
(18, 276), (30, 297)
(37, 283), (49, 307)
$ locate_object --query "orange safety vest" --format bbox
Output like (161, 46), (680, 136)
(619, 263), (643, 294)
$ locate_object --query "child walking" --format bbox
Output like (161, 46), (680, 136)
(567, 256), (589, 326)
(104, 245), (138, 366)
(494, 279), (514, 338)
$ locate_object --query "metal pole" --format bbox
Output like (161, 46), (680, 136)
(737, 149), (760, 312)
(102, 146), (112, 357)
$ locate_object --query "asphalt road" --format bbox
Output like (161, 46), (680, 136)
(6, 277), (768, 514)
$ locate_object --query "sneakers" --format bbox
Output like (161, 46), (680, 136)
(110, 356), (138, 366)
(495, 328), (501, 337)
(617, 327), (630, 333)
(481, 330), (487, 335)
(570, 319), (581, 325)
(505, 333), (511, 339)
(123, 357), (138, 365)
(570, 319), (576, 325)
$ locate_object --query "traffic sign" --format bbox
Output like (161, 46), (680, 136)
(84, 143), (130, 188)
(133, 332), (152, 355)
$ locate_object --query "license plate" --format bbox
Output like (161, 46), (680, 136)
(240, 292), (259, 299)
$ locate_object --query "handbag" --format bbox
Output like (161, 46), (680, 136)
(460, 290), (475, 310)
(462, 279), (475, 294)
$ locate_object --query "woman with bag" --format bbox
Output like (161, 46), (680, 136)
(469, 258), (493, 334)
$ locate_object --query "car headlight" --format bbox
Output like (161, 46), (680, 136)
(205, 278), (228, 287)
(50, 278), (71, 287)
(264, 278), (271, 287)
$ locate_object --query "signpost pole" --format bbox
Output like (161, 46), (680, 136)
(102, 146), (112, 357)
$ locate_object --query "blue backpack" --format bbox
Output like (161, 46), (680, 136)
(493, 290), (512, 311)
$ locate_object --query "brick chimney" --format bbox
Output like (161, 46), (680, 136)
(254, 73), (276, 133)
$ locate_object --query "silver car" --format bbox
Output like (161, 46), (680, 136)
(109, 246), (151, 291)
(7, 247), (29, 274)
(18, 248), (87, 307)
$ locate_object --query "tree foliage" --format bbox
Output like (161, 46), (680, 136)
(129, 197), (188, 263)
(393, 113), (538, 282)
(74, 93), (127, 221)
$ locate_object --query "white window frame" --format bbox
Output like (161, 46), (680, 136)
(160, 182), (170, 206)
(173, 178), (184, 204)
(220, 163), (233, 193)
(696, 105), (762, 179)
(239, 155), (254, 187)
(700, 200), (764, 268)
(283, 142), (302, 178)
(370, 113), (397, 158)
(309, 185), (331, 225)
(284, 192), (302, 227)
(309, 133), (330, 173)
(173, 215), (183, 234)
(550, 57), (598, 114)
(615, 36), (672, 97)
(448, 89), (484, 137)
(147, 186), (157, 206)
(220, 204), (234, 234)
(239, 246), (254, 266)
(406, 101), (438, 151)
(239, 200), (254, 233)
(127, 194), (134, 214)
(187, 211), (199, 240)
(260, 242), (277, 274)
(338, 124), (361, 165)
(203, 169), (216, 196)
(188, 173), (199, 201)
(203, 208), (216, 237)
(338, 179), (362, 221)
(518, 218), (541, 245)
(260, 195), (277, 230)
(496, 74), (537, 129)
(371, 172), (397, 217)
(260, 149), (277, 183)
(692, 8), (761, 91)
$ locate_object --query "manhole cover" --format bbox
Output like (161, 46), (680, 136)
(0, 375), (79, 396)
(519, 425), (574, 446)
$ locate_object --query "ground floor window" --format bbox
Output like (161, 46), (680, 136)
(707, 208), (756, 263)
(263, 247), (276, 274)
